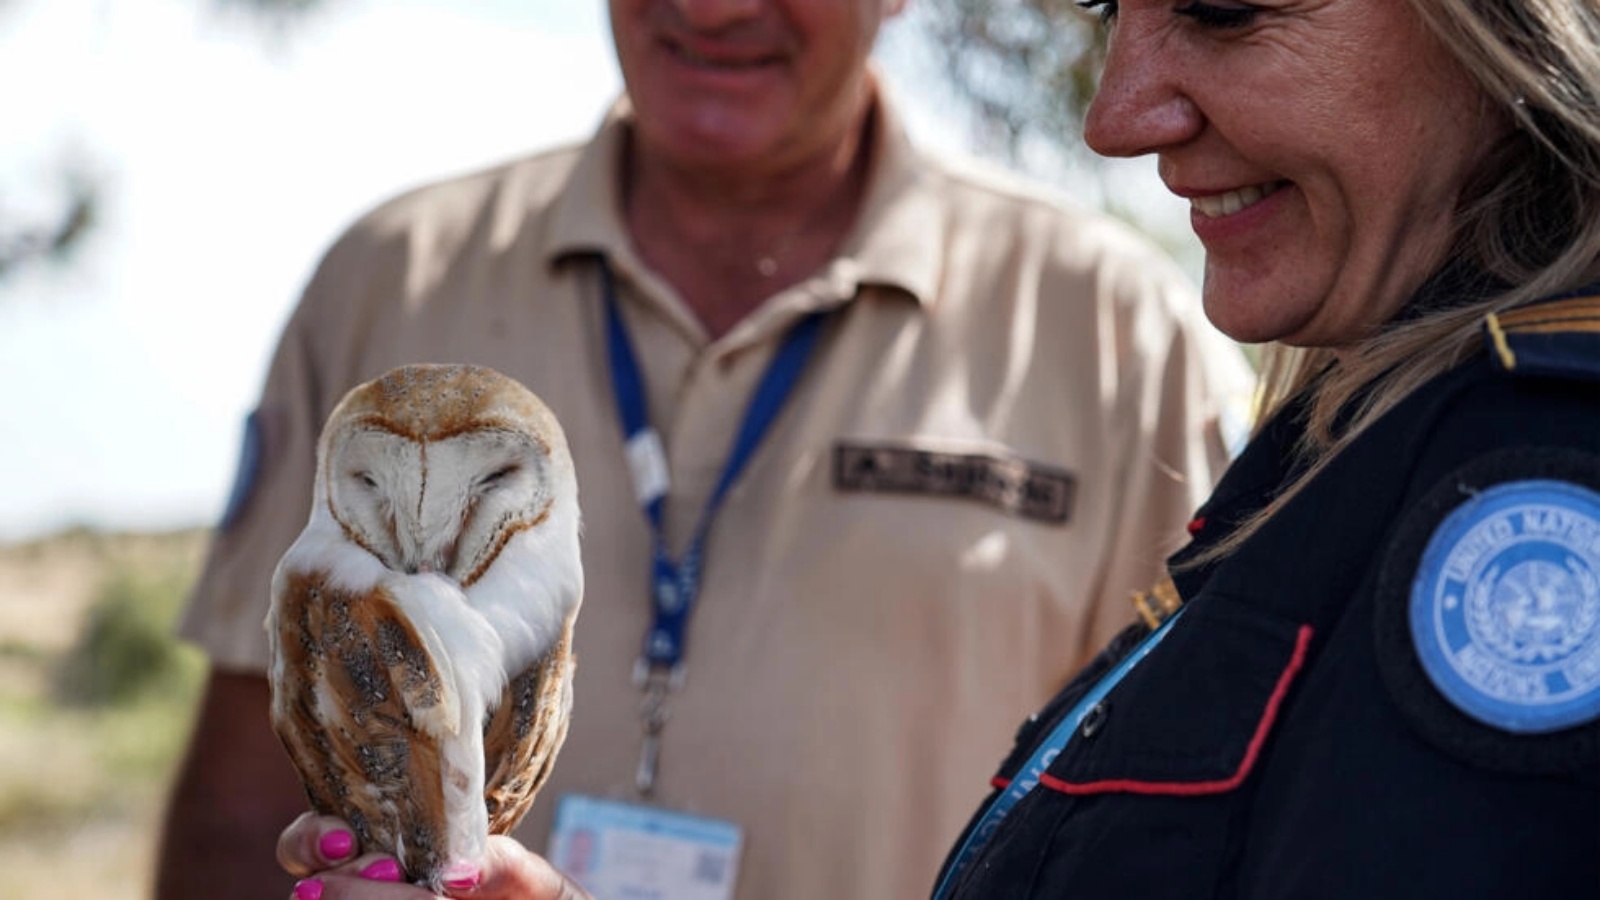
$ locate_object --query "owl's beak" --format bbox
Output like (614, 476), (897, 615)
(408, 544), (457, 578)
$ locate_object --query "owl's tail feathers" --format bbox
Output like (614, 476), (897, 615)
(443, 698), (493, 849)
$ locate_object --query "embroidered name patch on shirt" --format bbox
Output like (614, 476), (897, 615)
(833, 442), (1075, 524)
(1409, 478), (1600, 734)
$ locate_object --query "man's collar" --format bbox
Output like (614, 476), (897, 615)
(544, 97), (631, 266)
(544, 78), (945, 311)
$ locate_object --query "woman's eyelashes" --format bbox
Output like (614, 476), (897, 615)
(1076, 0), (1260, 28)
(1175, 1), (1260, 28)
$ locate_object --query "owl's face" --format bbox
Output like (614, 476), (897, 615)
(326, 426), (556, 587)
(311, 364), (576, 590)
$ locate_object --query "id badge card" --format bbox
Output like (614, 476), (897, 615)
(547, 794), (743, 900)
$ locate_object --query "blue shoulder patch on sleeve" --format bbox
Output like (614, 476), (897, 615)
(219, 410), (263, 532)
(1484, 294), (1600, 383)
(1375, 448), (1600, 781)
(1409, 479), (1600, 734)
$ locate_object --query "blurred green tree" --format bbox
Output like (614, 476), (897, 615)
(0, 172), (96, 282)
(913, 0), (1104, 173)
(53, 562), (199, 708)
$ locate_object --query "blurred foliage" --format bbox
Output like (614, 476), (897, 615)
(0, 527), (206, 870)
(53, 564), (199, 707)
(0, 0), (330, 290)
(0, 169), (97, 283)
(915, 0), (1105, 171)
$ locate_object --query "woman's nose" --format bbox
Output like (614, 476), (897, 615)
(1083, 24), (1203, 158)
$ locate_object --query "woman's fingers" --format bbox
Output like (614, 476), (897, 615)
(289, 853), (423, 900)
(448, 835), (592, 900)
(277, 815), (592, 899)
(278, 812), (359, 877)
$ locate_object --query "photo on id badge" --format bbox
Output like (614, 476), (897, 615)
(549, 794), (743, 899)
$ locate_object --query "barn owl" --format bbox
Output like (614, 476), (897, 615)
(265, 363), (583, 890)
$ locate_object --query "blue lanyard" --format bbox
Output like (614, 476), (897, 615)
(600, 260), (828, 677)
(932, 608), (1187, 900)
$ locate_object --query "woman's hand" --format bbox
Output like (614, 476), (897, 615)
(277, 812), (592, 900)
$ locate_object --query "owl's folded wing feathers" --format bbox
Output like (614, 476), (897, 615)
(482, 611), (576, 833)
(268, 566), (459, 877)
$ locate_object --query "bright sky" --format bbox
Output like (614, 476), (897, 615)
(0, 0), (1184, 543)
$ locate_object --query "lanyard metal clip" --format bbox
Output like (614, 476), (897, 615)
(633, 659), (685, 798)
(632, 656), (687, 691)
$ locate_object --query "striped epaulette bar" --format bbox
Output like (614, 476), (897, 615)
(1484, 294), (1600, 382)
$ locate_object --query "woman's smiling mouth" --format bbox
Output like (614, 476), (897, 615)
(1190, 181), (1290, 218)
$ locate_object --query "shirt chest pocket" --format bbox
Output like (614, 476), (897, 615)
(966, 595), (1314, 899)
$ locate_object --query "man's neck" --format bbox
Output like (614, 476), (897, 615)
(622, 104), (877, 340)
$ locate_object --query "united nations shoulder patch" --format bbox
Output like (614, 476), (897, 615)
(1410, 479), (1600, 734)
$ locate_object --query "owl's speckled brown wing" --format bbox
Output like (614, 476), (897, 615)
(482, 612), (576, 833)
(269, 567), (457, 879)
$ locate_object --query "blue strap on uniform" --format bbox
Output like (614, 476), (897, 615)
(932, 608), (1187, 900)
(600, 260), (828, 677)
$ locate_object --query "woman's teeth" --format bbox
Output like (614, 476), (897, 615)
(1191, 182), (1284, 218)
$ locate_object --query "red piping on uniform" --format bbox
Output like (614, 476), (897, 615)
(1039, 624), (1313, 797)
(1187, 516), (1206, 535)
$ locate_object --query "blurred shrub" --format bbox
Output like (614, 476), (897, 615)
(0, 531), (208, 845)
(53, 566), (192, 707)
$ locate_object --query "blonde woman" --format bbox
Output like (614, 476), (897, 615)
(934, 0), (1600, 896)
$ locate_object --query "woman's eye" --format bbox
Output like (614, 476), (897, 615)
(1174, 1), (1259, 28)
(1076, 0), (1117, 24)
(1077, 1), (1258, 28)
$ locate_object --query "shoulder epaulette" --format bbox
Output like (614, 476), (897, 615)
(1483, 294), (1600, 382)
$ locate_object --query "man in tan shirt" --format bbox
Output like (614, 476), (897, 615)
(157, 1), (1252, 897)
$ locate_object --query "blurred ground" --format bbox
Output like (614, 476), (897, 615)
(0, 528), (209, 900)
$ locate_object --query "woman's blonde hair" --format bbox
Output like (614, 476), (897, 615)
(1213, 0), (1600, 557)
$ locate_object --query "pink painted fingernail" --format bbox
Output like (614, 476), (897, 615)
(318, 829), (354, 860)
(360, 858), (404, 882)
(442, 861), (482, 892)
(293, 879), (324, 900)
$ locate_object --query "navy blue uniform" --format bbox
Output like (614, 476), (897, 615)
(936, 294), (1600, 899)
